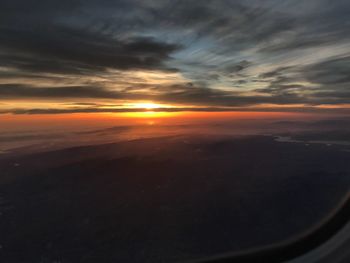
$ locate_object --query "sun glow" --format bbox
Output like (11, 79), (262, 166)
(122, 111), (179, 118)
(119, 102), (175, 110)
(133, 103), (162, 110)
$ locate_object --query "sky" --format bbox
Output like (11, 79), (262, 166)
(0, 0), (350, 116)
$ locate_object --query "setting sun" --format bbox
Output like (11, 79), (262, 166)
(122, 102), (175, 110)
(133, 103), (161, 110)
(121, 111), (179, 118)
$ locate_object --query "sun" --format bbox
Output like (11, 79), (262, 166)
(112, 101), (179, 118)
(134, 103), (161, 110)
(123, 101), (176, 110)
(116, 102), (179, 118)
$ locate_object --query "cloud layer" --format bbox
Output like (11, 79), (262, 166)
(0, 0), (349, 113)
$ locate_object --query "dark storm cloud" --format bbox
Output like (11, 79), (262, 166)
(0, 0), (335, 75)
(0, 0), (182, 76)
(0, 26), (180, 74)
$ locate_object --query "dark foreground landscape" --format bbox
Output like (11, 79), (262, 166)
(0, 135), (350, 263)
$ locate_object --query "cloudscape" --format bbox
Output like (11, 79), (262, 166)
(0, 0), (350, 115)
(1, 1), (350, 263)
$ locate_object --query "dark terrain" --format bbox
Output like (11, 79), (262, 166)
(0, 135), (349, 262)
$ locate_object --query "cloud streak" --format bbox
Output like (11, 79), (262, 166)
(0, 81), (349, 108)
(2, 106), (350, 115)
